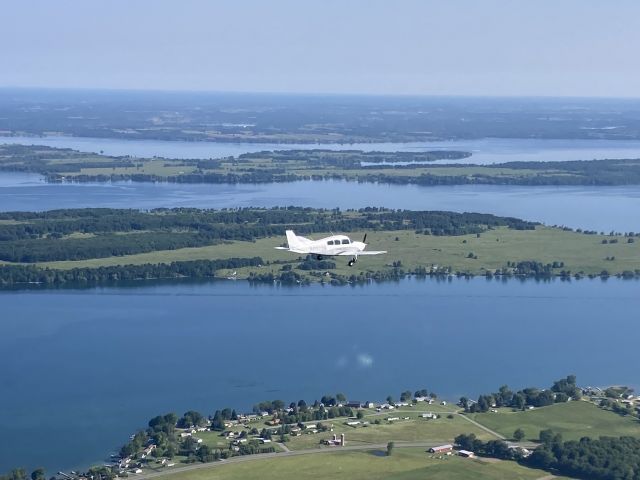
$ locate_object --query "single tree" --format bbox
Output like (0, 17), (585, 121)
(539, 429), (554, 445)
(513, 428), (525, 442)
(386, 441), (395, 456)
(30, 469), (45, 480)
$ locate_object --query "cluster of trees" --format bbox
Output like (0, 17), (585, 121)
(454, 434), (517, 460)
(238, 149), (471, 168)
(116, 407), (274, 467)
(0, 469), (46, 480)
(0, 232), (226, 262)
(284, 406), (355, 424)
(251, 396), (355, 424)
(461, 375), (581, 413)
(0, 258), (263, 286)
(527, 435), (640, 480)
(296, 258), (336, 270)
(505, 261), (566, 277)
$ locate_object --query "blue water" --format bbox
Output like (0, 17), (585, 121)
(4, 135), (640, 164)
(1, 277), (638, 472)
(1, 172), (639, 232)
(2, 134), (640, 473)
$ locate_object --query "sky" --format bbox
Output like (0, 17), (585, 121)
(1, 0), (639, 97)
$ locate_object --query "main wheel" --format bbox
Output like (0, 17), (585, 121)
(316, 254), (323, 260)
(348, 260), (355, 267)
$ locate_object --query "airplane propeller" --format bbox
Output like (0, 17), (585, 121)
(362, 233), (367, 244)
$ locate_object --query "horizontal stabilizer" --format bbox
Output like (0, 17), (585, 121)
(274, 247), (308, 254)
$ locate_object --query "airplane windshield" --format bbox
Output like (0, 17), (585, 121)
(342, 239), (350, 244)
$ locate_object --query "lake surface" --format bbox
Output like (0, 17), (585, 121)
(2, 134), (640, 474)
(1, 277), (639, 472)
(1, 172), (639, 232)
(5, 135), (640, 164)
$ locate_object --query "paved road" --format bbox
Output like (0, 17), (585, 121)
(135, 441), (441, 480)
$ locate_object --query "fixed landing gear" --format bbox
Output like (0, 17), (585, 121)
(316, 254), (323, 260)
(348, 257), (357, 267)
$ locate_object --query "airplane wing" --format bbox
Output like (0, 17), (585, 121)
(336, 250), (387, 255)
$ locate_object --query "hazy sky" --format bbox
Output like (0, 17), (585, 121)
(2, 0), (639, 97)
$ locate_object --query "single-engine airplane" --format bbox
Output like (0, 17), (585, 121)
(275, 230), (386, 266)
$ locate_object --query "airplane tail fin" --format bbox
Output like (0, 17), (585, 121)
(286, 230), (302, 250)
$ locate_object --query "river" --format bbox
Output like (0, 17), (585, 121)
(1, 172), (639, 232)
(4, 135), (640, 164)
(1, 277), (638, 472)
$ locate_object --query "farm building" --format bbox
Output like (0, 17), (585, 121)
(429, 444), (453, 454)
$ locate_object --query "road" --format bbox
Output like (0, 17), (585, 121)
(457, 413), (506, 439)
(135, 441), (442, 480)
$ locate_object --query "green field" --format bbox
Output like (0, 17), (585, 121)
(285, 414), (491, 451)
(154, 448), (553, 480)
(37, 226), (640, 278)
(468, 401), (640, 442)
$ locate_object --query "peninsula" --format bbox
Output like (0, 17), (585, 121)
(0, 207), (638, 287)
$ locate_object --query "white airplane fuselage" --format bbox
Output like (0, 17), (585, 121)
(275, 230), (386, 266)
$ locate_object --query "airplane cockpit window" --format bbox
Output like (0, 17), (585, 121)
(342, 239), (350, 244)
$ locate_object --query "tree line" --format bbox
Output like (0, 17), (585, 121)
(459, 375), (582, 413)
(527, 435), (640, 480)
(0, 258), (263, 286)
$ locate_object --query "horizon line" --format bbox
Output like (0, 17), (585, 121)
(1, 85), (640, 102)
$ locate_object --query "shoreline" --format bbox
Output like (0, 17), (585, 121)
(1, 270), (639, 292)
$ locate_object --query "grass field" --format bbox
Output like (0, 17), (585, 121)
(284, 414), (492, 451)
(155, 448), (555, 480)
(468, 401), (640, 442)
(37, 226), (640, 278)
